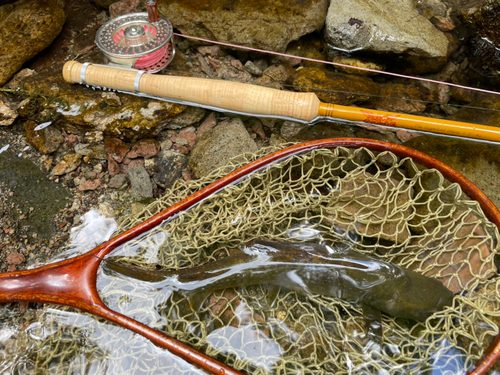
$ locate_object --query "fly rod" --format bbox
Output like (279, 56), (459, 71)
(63, 61), (500, 143)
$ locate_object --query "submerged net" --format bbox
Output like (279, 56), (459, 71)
(1, 144), (499, 374)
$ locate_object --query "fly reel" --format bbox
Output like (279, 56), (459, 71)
(95, 0), (175, 73)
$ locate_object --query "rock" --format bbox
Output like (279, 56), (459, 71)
(109, 174), (127, 189)
(107, 155), (120, 177)
(0, 0), (65, 86)
(91, 0), (120, 9)
(153, 150), (188, 188)
(462, 0), (500, 78)
(189, 118), (258, 178)
(374, 83), (426, 114)
(0, 143), (70, 239)
(52, 154), (83, 176)
(197, 112), (218, 139)
(281, 121), (306, 141)
(329, 54), (386, 76)
(261, 64), (296, 85)
(0, 96), (17, 126)
(109, 0), (142, 16)
(403, 135), (500, 210)
(24, 120), (63, 154)
(74, 143), (107, 160)
(285, 34), (327, 69)
(13, 69), (205, 139)
(322, 169), (413, 244)
(244, 61), (263, 76)
(105, 138), (130, 163)
(78, 179), (101, 191)
(127, 139), (160, 159)
(403, 211), (496, 293)
(158, 0), (329, 53)
(293, 67), (380, 105)
(324, 0), (450, 73)
(127, 166), (153, 200)
(6, 251), (25, 265)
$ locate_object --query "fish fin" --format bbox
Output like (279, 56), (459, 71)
(187, 290), (212, 312)
(361, 303), (383, 352)
(266, 285), (281, 308)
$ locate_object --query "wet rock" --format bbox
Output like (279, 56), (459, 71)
(0, 143), (70, 239)
(403, 135), (500, 209)
(24, 120), (63, 154)
(101, 92), (121, 107)
(293, 67), (380, 105)
(404, 211), (496, 293)
(52, 154), (83, 176)
(127, 139), (160, 159)
(158, 0), (328, 53)
(0, 96), (18, 126)
(292, 122), (355, 142)
(109, 174), (127, 189)
(14, 69), (205, 139)
(281, 121), (306, 141)
(285, 34), (327, 69)
(6, 251), (25, 265)
(374, 84), (426, 114)
(105, 138), (130, 163)
(329, 55), (386, 76)
(322, 169), (413, 244)
(189, 118), (258, 178)
(127, 166), (153, 200)
(461, 0), (500, 78)
(153, 150), (188, 188)
(0, 0), (65, 86)
(74, 143), (107, 160)
(324, 0), (450, 73)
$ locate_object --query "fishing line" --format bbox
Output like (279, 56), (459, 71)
(173, 32), (500, 97)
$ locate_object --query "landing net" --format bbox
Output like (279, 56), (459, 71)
(1, 144), (499, 374)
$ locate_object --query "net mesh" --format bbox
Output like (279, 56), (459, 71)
(0, 144), (499, 374)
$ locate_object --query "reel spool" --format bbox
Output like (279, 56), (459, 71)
(95, 0), (175, 73)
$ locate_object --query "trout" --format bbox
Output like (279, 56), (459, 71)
(103, 239), (454, 322)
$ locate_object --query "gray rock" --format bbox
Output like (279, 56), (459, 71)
(244, 61), (263, 76)
(127, 166), (153, 200)
(153, 150), (188, 189)
(108, 174), (127, 189)
(324, 0), (450, 73)
(189, 118), (258, 178)
(281, 121), (307, 141)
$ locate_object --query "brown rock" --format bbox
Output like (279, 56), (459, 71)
(197, 112), (217, 139)
(293, 67), (380, 105)
(78, 179), (101, 191)
(7, 251), (25, 265)
(322, 169), (413, 244)
(157, 0), (328, 53)
(105, 138), (130, 163)
(52, 154), (83, 176)
(403, 211), (496, 293)
(107, 155), (120, 177)
(0, 0), (65, 86)
(127, 139), (160, 159)
(109, 0), (141, 16)
(0, 96), (18, 126)
(24, 120), (64, 154)
(375, 83), (426, 114)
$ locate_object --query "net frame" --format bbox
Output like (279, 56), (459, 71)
(0, 138), (498, 375)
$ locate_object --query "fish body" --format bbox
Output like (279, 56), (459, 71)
(104, 239), (454, 321)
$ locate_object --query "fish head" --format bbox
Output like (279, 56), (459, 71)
(370, 272), (455, 321)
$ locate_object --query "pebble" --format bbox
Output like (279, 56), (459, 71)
(126, 139), (160, 159)
(109, 174), (127, 189)
(6, 251), (25, 265)
(105, 138), (131, 163)
(127, 166), (153, 200)
(52, 154), (83, 176)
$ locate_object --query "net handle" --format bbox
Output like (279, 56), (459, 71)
(0, 138), (498, 375)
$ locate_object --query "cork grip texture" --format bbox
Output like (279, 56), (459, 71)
(63, 61), (320, 122)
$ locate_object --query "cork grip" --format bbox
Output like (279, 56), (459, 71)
(63, 61), (320, 122)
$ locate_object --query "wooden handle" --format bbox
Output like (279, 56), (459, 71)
(63, 61), (320, 122)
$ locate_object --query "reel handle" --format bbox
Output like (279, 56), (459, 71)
(62, 61), (320, 122)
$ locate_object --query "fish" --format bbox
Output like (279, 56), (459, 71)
(102, 239), (454, 322)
